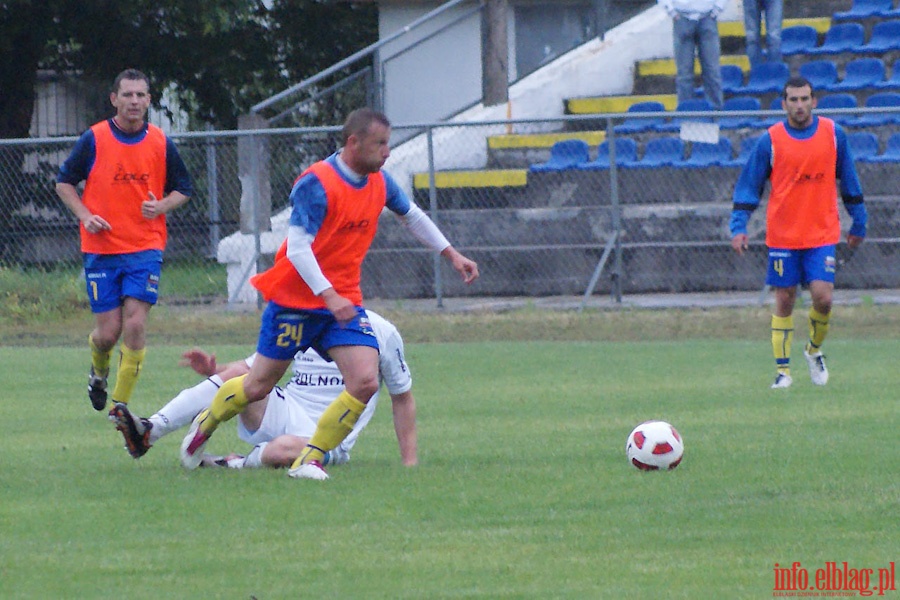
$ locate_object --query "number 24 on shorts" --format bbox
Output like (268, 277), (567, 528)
(276, 323), (303, 347)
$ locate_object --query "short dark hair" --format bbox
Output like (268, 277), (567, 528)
(342, 108), (390, 144)
(782, 76), (814, 98)
(112, 69), (150, 94)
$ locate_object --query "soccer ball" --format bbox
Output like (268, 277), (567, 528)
(625, 420), (684, 471)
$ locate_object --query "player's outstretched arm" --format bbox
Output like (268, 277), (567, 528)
(441, 245), (479, 284)
(180, 348), (251, 380)
(392, 201), (478, 284)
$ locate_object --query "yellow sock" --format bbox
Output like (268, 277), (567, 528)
(198, 375), (251, 436)
(89, 335), (111, 377)
(771, 315), (794, 374)
(111, 345), (145, 404)
(291, 390), (366, 468)
(807, 308), (830, 354)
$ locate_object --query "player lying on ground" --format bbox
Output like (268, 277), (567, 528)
(110, 310), (416, 469)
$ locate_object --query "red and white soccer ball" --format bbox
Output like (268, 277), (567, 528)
(625, 420), (684, 471)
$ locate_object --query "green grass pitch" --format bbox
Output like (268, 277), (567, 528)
(0, 338), (896, 598)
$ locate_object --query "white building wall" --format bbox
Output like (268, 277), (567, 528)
(378, 1), (484, 127)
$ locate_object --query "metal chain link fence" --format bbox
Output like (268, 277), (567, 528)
(1, 109), (898, 309)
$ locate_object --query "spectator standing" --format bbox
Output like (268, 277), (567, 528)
(659, 0), (727, 109)
(743, 0), (783, 67)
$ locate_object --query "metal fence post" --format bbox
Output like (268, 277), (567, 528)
(205, 124), (220, 258)
(426, 126), (444, 308)
(608, 115), (623, 303)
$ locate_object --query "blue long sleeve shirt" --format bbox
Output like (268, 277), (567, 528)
(730, 116), (867, 239)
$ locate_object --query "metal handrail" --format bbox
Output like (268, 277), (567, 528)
(250, 0), (481, 116)
(267, 68), (372, 127)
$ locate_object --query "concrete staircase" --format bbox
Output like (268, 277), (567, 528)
(383, 0), (900, 298)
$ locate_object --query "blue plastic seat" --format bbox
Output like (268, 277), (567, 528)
(654, 99), (715, 132)
(799, 60), (839, 90)
(875, 60), (900, 89)
(731, 62), (790, 95)
(752, 96), (785, 129)
(806, 23), (866, 55)
(720, 64), (746, 94)
(682, 138), (734, 168)
(696, 64), (744, 96)
(844, 92), (900, 127)
(623, 137), (686, 168)
(846, 132), (880, 162)
(718, 97), (761, 129)
(613, 101), (667, 134)
(722, 136), (761, 167)
(825, 58), (886, 92)
(864, 132), (900, 162)
(529, 139), (591, 172)
(577, 138), (639, 170)
(816, 93), (859, 126)
(856, 20), (900, 53)
(833, 0), (893, 21)
(781, 25), (820, 56)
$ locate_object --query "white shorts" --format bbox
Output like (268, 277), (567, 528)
(236, 386), (317, 446)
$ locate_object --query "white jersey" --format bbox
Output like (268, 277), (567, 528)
(237, 311), (412, 455)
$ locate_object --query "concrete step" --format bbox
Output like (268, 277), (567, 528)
(566, 93), (678, 115)
(485, 130), (606, 169)
(637, 54), (750, 79)
(717, 16), (832, 39)
(412, 169), (527, 191)
(486, 130), (606, 149)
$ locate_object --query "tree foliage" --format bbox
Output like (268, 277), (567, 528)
(0, 0), (378, 137)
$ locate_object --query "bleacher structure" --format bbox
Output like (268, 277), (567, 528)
(409, 2), (900, 296)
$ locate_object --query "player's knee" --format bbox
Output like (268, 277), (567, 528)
(266, 435), (308, 468)
(122, 314), (146, 341)
(810, 289), (833, 314)
(91, 330), (119, 350)
(815, 299), (833, 315)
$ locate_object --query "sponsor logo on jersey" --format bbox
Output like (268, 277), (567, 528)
(112, 163), (151, 184)
(337, 219), (371, 232)
(292, 372), (345, 387)
(358, 315), (375, 336)
(791, 170), (825, 184)
(146, 273), (159, 294)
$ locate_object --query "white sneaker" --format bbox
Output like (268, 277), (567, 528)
(804, 350), (829, 386)
(771, 372), (793, 389)
(180, 410), (212, 470)
(288, 460), (329, 480)
(200, 453), (245, 469)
